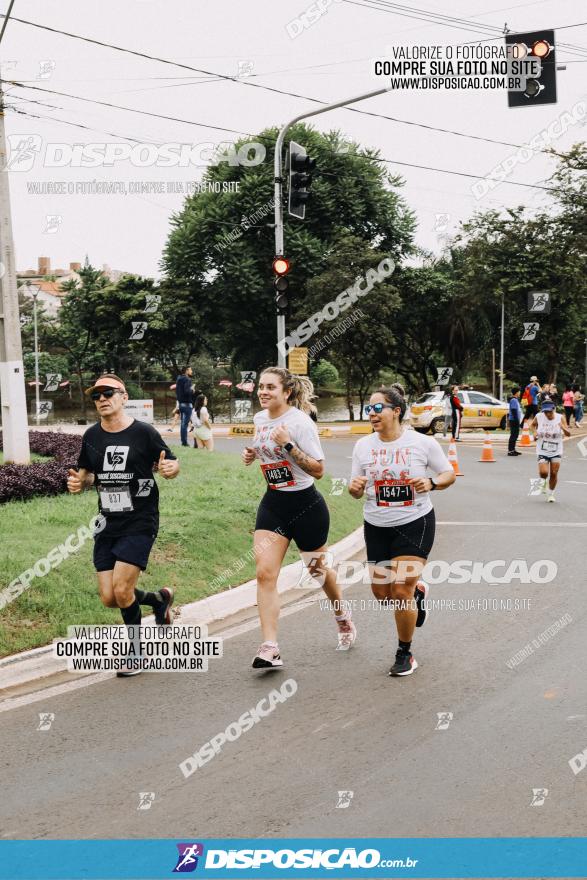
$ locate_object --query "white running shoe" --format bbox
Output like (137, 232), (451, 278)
(547, 492), (556, 503)
(336, 603), (357, 651)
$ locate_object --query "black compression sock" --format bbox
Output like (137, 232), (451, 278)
(135, 588), (162, 608)
(398, 639), (412, 654)
(121, 599), (142, 627)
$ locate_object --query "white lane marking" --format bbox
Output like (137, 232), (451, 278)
(438, 521), (587, 527)
(564, 481), (587, 485)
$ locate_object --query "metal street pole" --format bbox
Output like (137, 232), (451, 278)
(0, 80), (31, 462)
(32, 290), (40, 425)
(499, 293), (505, 401)
(273, 85), (391, 367)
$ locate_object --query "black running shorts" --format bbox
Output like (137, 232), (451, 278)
(255, 485), (330, 552)
(93, 532), (157, 572)
(363, 510), (436, 564)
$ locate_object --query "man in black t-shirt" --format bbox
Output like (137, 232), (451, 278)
(67, 374), (180, 676)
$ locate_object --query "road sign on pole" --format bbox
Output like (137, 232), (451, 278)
(288, 347), (308, 375)
(436, 367), (453, 386)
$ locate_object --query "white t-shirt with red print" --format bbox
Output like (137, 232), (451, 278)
(351, 429), (451, 526)
(252, 406), (324, 492)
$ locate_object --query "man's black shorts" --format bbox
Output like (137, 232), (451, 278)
(93, 532), (157, 572)
(255, 485), (329, 552)
(364, 510), (436, 564)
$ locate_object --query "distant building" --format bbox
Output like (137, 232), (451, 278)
(18, 256), (128, 315)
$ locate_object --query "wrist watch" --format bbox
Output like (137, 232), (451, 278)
(429, 478), (437, 491)
(284, 442), (294, 453)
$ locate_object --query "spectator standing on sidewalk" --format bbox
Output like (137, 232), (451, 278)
(191, 393), (214, 451)
(176, 365), (193, 447)
(442, 387), (452, 437)
(562, 385), (575, 427)
(573, 385), (584, 428)
(450, 385), (463, 441)
(507, 386), (523, 456)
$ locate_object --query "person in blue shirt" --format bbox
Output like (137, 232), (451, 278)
(508, 386), (523, 456)
(175, 365), (193, 447)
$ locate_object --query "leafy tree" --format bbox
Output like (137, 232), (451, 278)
(310, 359), (339, 388)
(42, 266), (111, 420)
(300, 234), (401, 418)
(162, 125), (415, 368)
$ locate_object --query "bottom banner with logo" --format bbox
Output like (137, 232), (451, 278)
(1, 838), (587, 878)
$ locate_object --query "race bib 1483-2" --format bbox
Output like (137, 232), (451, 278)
(261, 461), (296, 489)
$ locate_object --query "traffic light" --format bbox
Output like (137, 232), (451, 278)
(506, 29), (556, 107)
(288, 141), (315, 220)
(273, 256), (290, 314)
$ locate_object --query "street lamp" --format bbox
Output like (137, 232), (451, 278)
(499, 292), (505, 402)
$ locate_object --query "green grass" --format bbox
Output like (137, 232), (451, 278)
(0, 450), (363, 657)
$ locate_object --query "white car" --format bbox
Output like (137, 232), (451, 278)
(408, 390), (509, 434)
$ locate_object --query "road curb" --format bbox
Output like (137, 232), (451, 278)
(0, 526), (365, 695)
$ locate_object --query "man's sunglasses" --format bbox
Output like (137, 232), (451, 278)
(364, 403), (396, 415)
(90, 389), (121, 401)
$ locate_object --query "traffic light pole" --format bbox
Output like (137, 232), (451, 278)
(0, 80), (30, 462)
(273, 85), (391, 367)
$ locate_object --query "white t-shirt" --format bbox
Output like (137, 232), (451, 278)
(536, 412), (563, 458)
(252, 406), (324, 492)
(351, 429), (451, 526)
(191, 406), (209, 428)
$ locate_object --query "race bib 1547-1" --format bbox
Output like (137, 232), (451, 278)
(375, 479), (414, 507)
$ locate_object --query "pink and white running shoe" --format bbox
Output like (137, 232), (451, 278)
(252, 642), (283, 669)
(336, 608), (357, 651)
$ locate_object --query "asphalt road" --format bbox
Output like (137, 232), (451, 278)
(2, 433), (587, 841)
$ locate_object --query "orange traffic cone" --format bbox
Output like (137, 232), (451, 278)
(479, 433), (496, 462)
(519, 425), (533, 446)
(447, 439), (463, 476)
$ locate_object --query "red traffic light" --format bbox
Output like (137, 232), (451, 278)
(531, 39), (552, 58)
(273, 256), (290, 276)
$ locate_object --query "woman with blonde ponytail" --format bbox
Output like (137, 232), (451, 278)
(242, 366), (356, 668)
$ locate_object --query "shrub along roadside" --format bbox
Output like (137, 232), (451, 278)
(0, 431), (81, 504)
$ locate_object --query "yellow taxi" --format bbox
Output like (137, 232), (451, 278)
(408, 390), (509, 434)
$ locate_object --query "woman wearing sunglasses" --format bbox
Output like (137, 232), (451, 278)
(349, 384), (455, 676)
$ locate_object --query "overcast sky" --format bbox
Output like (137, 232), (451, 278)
(3, 0), (585, 278)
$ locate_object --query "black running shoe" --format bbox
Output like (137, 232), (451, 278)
(155, 587), (174, 626)
(414, 580), (429, 628)
(389, 649), (418, 677)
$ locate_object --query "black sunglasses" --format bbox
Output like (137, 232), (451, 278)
(364, 403), (396, 415)
(90, 389), (121, 401)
